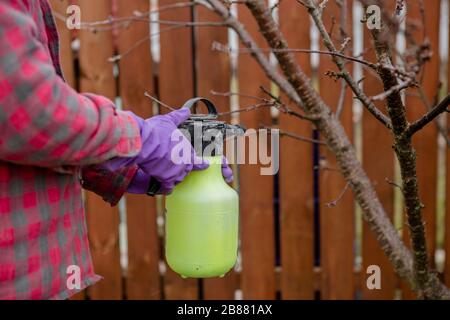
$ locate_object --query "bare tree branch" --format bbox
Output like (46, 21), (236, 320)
(109, 25), (183, 62)
(385, 177), (404, 193)
(362, 0), (439, 298)
(261, 125), (326, 145)
(335, 0), (348, 119)
(53, 1), (204, 31)
(206, 0), (450, 298)
(144, 91), (176, 111)
(370, 79), (417, 101)
(407, 94), (450, 136)
(413, 86), (450, 148)
(326, 182), (350, 208)
(299, 0), (392, 129)
(211, 89), (318, 121)
(212, 41), (379, 69)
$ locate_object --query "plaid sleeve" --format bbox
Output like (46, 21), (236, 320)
(0, 2), (141, 168)
(81, 165), (139, 206)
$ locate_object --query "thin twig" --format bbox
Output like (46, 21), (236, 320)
(211, 90), (318, 121)
(298, 0), (392, 129)
(204, 0), (306, 111)
(144, 92), (176, 111)
(81, 19), (227, 32)
(261, 125), (326, 145)
(335, 0), (348, 118)
(53, 1), (202, 30)
(269, 0), (282, 14)
(326, 182), (350, 207)
(210, 90), (266, 102)
(385, 177), (404, 193)
(370, 80), (416, 101)
(212, 41), (379, 69)
(258, 86), (320, 121)
(217, 102), (273, 116)
(259, 85), (282, 104)
(109, 25), (185, 62)
(316, 162), (340, 172)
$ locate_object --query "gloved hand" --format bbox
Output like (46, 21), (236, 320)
(103, 108), (208, 194)
(127, 155), (234, 194)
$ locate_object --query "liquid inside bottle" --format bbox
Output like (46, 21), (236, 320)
(165, 155), (239, 278)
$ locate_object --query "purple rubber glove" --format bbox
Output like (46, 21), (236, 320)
(127, 156), (234, 194)
(126, 169), (152, 194)
(103, 108), (209, 194)
(221, 155), (233, 183)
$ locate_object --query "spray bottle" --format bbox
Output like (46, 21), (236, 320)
(148, 98), (243, 278)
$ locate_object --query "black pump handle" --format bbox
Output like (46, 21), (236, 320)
(182, 97), (218, 116)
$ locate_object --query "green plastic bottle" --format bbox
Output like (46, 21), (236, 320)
(163, 98), (243, 279)
(166, 156), (239, 278)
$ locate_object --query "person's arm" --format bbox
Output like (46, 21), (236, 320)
(81, 165), (139, 206)
(0, 1), (141, 168)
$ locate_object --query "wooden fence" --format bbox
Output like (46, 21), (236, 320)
(49, 0), (450, 299)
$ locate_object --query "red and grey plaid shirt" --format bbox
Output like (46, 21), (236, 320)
(0, 0), (142, 299)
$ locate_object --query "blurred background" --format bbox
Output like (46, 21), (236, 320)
(49, 0), (449, 299)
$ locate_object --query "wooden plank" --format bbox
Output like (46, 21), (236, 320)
(78, 0), (123, 300)
(402, 0), (440, 299)
(49, 0), (84, 300)
(195, 5), (231, 116)
(49, 0), (76, 88)
(318, 0), (355, 300)
(158, 0), (198, 299)
(159, 0), (196, 107)
(236, 4), (276, 299)
(116, 0), (161, 300)
(361, 8), (397, 299)
(195, 4), (236, 300)
(277, 2), (314, 300)
(446, 0), (450, 288)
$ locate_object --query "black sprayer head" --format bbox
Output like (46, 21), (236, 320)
(179, 98), (245, 157)
(147, 98), (245, 196)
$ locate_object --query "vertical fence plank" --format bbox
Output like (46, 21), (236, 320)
(318, 0), (355, 300)
(196, 6), (231, 115)
(49, 0), (84, 300)
(403, 0), (440, 299)
(447, 148), (450, 286)
(446, 0), (450, 288)
(278, 2), (315, 299)
(78, 0), (123, 299)
(158, 0), (198, 299)
(116, 0), (161, 299)
(49, 0), (76, 88)
(159, 0), (196, 105)
(237, 4), (276, 300)
(196, 5), (236, 299)
(361, 14), (397, 300)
